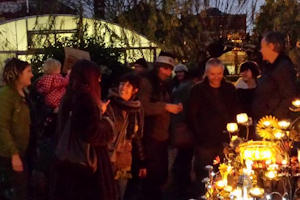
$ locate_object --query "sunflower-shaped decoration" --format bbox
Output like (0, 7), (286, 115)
(256, 115), (280, 140)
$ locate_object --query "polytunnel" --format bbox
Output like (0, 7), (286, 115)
(0, 14), (159, 68)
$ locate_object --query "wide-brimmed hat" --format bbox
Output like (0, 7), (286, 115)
(155, 53), (176, 68)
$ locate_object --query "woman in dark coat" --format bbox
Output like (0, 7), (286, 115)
(105, 73), (146, 199)
(51, 59), (117, 200)
(234, 61), (260, 117)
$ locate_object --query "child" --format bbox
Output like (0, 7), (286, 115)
(36, 58), (69, 111)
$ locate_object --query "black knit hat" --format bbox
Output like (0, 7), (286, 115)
(134, 58), (148, 69)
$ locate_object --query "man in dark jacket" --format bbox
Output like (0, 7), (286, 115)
(252, 31), (297, 120)
(188, 58), (240, 195)
(138, 52), (182, 200)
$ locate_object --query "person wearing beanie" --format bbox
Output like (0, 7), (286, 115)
(173, 63), (188, 83)
(174, 63), (188, 72)
(138, 51), (182, 200)
(133, 58), (148, 74)
(170, 63), (196, 199)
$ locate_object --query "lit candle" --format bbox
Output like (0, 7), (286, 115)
(227, 123), (238, 133)
(224, 185), (232, 192)
(231, 188), (242, 199)
(278, 120), (290, 129)
(274, 131), (284, 139)
(249, 187), (264, 198)
(216, 179), (226, 189)
(292, 99), (300, 108)
(281, 159), (287, 165)
(236, 113), (248, 124)
(265, 170), (277, 179)
(263, 121), (271, 127)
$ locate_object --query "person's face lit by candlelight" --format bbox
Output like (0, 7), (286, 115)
(119, 81), (139, 101)
(206, 65), (224, 88)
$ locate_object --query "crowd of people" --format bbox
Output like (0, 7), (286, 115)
(0, 31), (298, 200)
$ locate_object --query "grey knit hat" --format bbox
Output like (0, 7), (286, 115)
(174, 63), (188, 72)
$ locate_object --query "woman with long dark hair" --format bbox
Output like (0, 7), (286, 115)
(0, 58), (33, 200)
(51, 59), (117, 200)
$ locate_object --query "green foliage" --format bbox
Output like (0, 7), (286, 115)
(254, 0), (300, 46)
(30, 37), (125, 74)
(112, 0), (254, 65)
(114, 2), (208, 63)
(29, 33), (132, 96)
(29, 12), (131, 81)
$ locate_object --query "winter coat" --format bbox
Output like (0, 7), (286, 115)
(105, 89), (145, 179)
(36, 74), (69, 108)
(252, 54), (297, 120)
(234, 77), (256, 117)
(188, 78), (240, 147)
(53, 90), (117, 200)
(138, 72), (171, 141)
(170, 80), (195, 145)
(0, 85), (30, 157)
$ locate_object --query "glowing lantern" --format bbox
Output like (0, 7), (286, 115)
(278, 120), (290, 129)
(292, 99), (300, 107)
(239, 141), (277, 163)
(231, 188), (242, 199)
(237, 113), (248, 124)
(281, 159), (287, 165)
(249, 187), (264, 198)
(227, 123), (238, 133)
(274, 131), (284, 139)
(263, 121), (271, 127)
(216, 180), (226, 189)
(265, 171), (277, 179)
(224, 186), (233, 192)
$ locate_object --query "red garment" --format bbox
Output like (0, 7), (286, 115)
(36, 74), (69, 108)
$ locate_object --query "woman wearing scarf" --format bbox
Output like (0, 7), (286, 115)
(105, 73), (146, 200)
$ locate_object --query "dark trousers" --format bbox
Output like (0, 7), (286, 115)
(172, 147), (194, 198)
(49, 160), (99, 200)
(0, 156), (29, 200)
(194, 145), (223, 195)
(142, 138), (168, 200)
(124, 144), (143, 200)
